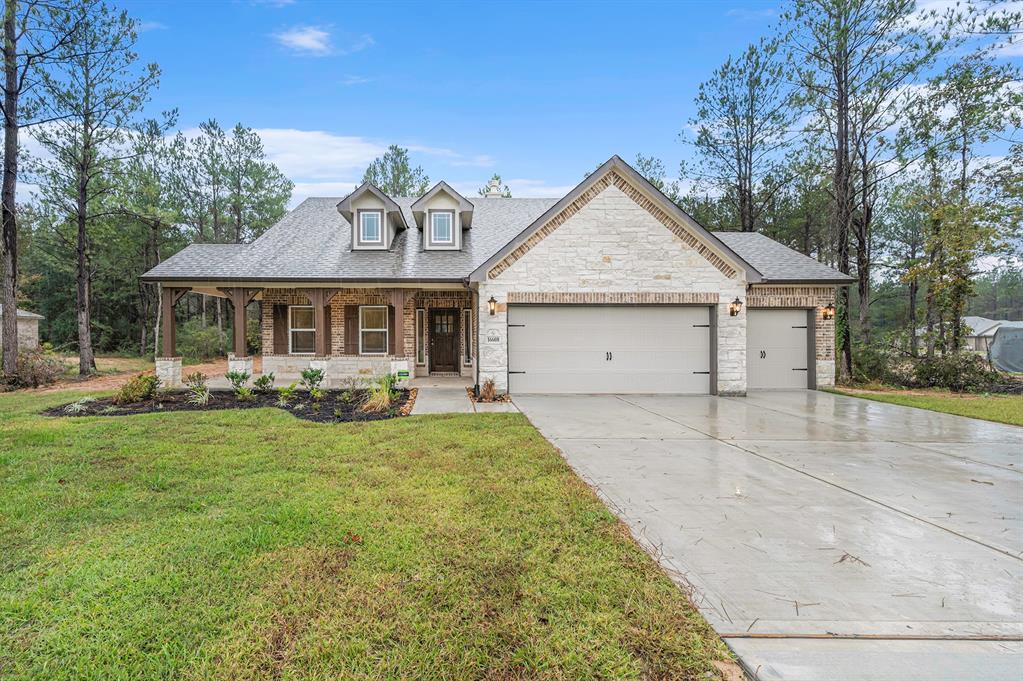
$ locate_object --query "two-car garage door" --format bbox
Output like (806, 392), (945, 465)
(507, 305), (711, 394)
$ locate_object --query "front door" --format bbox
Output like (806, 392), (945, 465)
(429, 308), (459, 373)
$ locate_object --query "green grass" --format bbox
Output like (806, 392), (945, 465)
(0, 391), (728, 679)
(832, 388), (1023, 427)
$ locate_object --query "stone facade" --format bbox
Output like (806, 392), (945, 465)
(155, 357), (182, 388)
(748, 285), (837, 387)
(477, 180), (748, 394)
(0, 313), (40, 353)
(260, 287), (474, 381)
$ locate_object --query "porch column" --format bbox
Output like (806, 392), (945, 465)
(160, 286), (189, 357)
(219, 287), (262, 357)
(306, 289), (339, 357)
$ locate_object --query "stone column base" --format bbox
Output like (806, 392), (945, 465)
(228, 354), (254, 377)
(156, 357), (182, 388)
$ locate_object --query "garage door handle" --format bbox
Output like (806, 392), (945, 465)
(605, 351), (613, 361)
(509, 371), (526, 374)
(792, 325), (808, 329)
(692, 324), (710, 328)
(692, 371), (710, 375)
(760, 350), (766, 359)
(793, 368), (808, 371)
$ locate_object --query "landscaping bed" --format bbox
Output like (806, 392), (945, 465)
(45, 388), (416, 423)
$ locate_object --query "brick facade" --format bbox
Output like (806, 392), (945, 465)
(748, 285), (837, 387)
(260, 287), (473, 379)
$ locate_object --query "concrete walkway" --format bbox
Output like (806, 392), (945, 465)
(514, 391), (1023, 681)
(410, 377), (518, 415)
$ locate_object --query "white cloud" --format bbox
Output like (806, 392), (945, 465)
(726, 7), (776, 21)
(250, 129), (386, 180)
(340, 75), (372, 86)
(338, 34), (374, 56)
(272, 26), (333, 56)
(138, 20), (167, 32)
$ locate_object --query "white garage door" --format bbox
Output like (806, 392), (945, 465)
(747, 309), (810, 390)
(507, 305), (711, 394)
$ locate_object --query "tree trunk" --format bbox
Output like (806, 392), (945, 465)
(1, 1), (18, 378)
(76, 179), (93, 374)
(908, 277), (918, 357)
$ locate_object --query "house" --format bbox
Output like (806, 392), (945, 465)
(964, 316), (1010, 353)
(141, 155), (852, 394)
(0, 305), (43, 352)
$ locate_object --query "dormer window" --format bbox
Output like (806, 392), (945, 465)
(430, 211), (454, 245)
(359, 210), (382, 244)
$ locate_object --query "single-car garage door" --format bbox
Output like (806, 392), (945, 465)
(507, 305), (711, 394)
(747, 309), (811, 390)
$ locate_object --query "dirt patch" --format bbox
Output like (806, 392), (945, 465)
(44, 386), (415, 424)
(465, 387), (512, 403)
(32, 358), (237, 394)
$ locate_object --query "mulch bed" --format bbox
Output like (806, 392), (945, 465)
(45, 388), (416, 423)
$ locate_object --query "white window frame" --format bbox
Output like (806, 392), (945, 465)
(288, 305), (316, 355)
(430, 210), (454, 244)
(359, 305), (389, 356)
(415, 308), (426, 365)
(462, 308), (472, 365)
(359, 210), (383, 244)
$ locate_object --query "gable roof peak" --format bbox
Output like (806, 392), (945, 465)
(335, 181), (406, 229)
(411, 180), (475, 229)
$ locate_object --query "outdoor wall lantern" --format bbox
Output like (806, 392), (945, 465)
(728, 297), (743, 317)
(822, 302), (836, 321)
(488, 296), (497, 316)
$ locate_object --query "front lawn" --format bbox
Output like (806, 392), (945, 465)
(832, 387), (1023, 427)
(0, 391), (729, 679)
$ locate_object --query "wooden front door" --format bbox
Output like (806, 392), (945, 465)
(429, 308), (459, 373)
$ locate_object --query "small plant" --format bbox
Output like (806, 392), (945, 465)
(480, 377), (497, 402)
(13, 349), (64, 388)
(225, 370), (250, 391)
(311, 402), (321, 414)
(276, 382), (298, 408)
(300, 367), (325, 391)
(235, 386), (255, 402)
(115, 373), (161, 405)
(333, 408), (344, 419)
(63, 396), (97, 415)
(310, 387), (325, 402)
(185, 372), (211, 406)
(253, 373), (275, 394)
(361, 373), (398, 412)
(338, 376), (364, 405)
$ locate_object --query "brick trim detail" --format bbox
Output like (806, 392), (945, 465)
(747, 285), (835, 308)
(487, 170), (739, 280)
(507, 291), (719, 305)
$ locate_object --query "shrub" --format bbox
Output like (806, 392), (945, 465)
(235, 386), (255, 402)
(913, 354), (1000, 393)
(253, 373), (275, 394)
(13, 349), (65, 387)
(276, 382), (298, 408)
(184, 372), (207, 391)
(176, 319), (226, 362)
(300, 368), (325, 391)
(225, 371), (250, 391)
(480, 377), (497, 402)
(310, 387), (325, 402)
(115, 373), (161, 405)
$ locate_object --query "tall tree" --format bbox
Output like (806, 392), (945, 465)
(1, 0), (78, 379)
(784, 0), (945, 376)
(30, 0), (159, 374)
(633, 154), (680, 204)
(683, 37), (796, 232)
(223, 123), (292, 243)
(362, 144), (429, 196)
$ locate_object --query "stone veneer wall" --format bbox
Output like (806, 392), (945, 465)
(0, 315), (39, 352)
(260, 288), (474, 379)
(477, 180), (748, 394)
(748, 285), (837, 387)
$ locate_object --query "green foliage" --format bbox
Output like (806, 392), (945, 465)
(252, 373), (275, 394)
(309, 387), (325, 402)
(177, 320), (226, 362)
(63, 397), (97, 415)
(115, 373), (161, 405)
(361, 373), (399, 413)
(184, 372), (207, 391)
(185, 371), (211, 406)
(234, 386), (254, 402)
(12, 349), (64, 388)
(276, 382), (298, 408)
(224, 371), (250, 391)
(361, 145), (430, 196)
(299, 368), (325, 392)
(913, 354), (1001, 393)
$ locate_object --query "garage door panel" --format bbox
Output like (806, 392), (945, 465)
(747, 309), (809, 390)
(508, 305), (711, 394)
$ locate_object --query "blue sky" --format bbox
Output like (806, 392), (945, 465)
(123, 0), (784, 203)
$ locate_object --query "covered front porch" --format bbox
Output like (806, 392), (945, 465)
(156, 284), (477, 388)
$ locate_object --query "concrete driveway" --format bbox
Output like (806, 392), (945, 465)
(514, 391), (1023, 680)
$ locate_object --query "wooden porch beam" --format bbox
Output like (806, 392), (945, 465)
(218, 287), (263, 357)
(160, 286), (190, 357)
(305, 289), (340, 357)
(390, 289), (406, 357)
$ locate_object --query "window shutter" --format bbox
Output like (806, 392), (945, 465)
(273, 305), (288, 354)
(388, 305), (396, 356)
(344, 305), (358, 354)
(323, 305), (333, 356)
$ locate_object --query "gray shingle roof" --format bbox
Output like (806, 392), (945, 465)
(143, 196), (851, 285)
(712, 232), (853, 284)
(0, 304), (44, 319)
